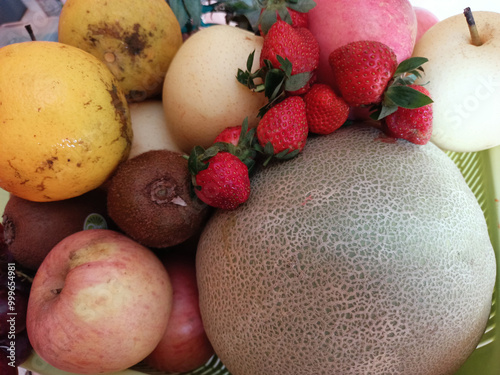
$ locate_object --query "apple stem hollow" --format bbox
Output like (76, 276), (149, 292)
(464, 7), (482, 46)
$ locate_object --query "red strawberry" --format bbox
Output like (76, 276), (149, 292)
(258, 7), (309, 36)
(211, 119), (259, 173)
(328, 40), (398, 107)
(257, 96), (308, 156)
(213, 126), (243, 146)
(257, 0), (315, 35)
(283, 8), (309, 28)
(304, 83), (350, 135)
(383, 85), (433, 145)
(194, 152), (250, 210)
(260, 20), (319, 95)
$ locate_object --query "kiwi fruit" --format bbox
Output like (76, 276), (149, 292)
(106, 149), (209, 248)
(2, 188), (110, 271)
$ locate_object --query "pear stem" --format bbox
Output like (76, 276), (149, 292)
(464, 7), (482, 46)
(25, 24), (37, 41)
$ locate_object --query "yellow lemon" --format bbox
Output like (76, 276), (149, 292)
(58, 0), (183, 102)
(0, 41), (132, 202)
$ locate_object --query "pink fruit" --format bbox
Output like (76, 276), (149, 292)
(414, 7), (439, 42)
(26, 229), (172, 374)
(308, 0), (417, 88)
(145, 250), (214, 373)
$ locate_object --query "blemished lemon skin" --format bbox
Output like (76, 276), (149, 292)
(58, 0), (183, 102)
(0, 41), (132, 202)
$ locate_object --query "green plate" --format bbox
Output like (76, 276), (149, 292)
(5, 144), (499, 375)
(446, 147), (500, 375)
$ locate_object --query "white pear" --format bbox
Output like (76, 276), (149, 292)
(128, 100), (183, 159)
(412, 11), (500, 152)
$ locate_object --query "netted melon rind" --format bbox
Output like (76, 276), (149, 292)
(196, 125), (496, 375)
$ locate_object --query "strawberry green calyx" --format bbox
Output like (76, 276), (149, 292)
(257, 0), (316, 35)
(236, 50), (266, 93)
(256, 141), (301, 167)
(237, 52), (311, 117)
(370, 57), (434, 120)
(187, 118), (258, 184)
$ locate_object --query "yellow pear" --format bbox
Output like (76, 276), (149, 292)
(162, 25), (266, 154)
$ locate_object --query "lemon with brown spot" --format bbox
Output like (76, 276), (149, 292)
(0, 41), (132, 202)
(58, 0), (183, 102)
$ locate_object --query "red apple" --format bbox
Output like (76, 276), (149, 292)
(308, 0), (417, 87)
(26, 229), (173, 374)
(414, 6), (439, 42)
(144, 249), (214, 373)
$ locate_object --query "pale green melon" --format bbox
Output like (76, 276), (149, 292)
(196, 125), (496, 375)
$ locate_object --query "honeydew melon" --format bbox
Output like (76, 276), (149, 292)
(196, 124), (496, 375)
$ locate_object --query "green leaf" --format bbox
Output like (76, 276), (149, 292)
(262, 154), (273, 167)
(263, 58), (274, 70)
(259, 8), (278, 34)
(277, 55), (293, 77)
(167, 0), (203, 31)
(236, 51), (265, 90)
(202, 145), (221, 160)
(264, 141), (275, 155)
(183, 0), (203, 28)
(277, 7), (292, 24)
(385, 85), (434, 109)
(225, 0), (255, 11)
(375, 104), (399, 120)
(394, 57), (429, 76)
(393, 73), (418, 86)
(238, 117), (250, 145)
(275, 148), (300, 160)
(168, 0), (189, 29)
(254, 143), (264, 153)
(246, 158), (257, 174)
(244, 9), (263, 32)
(285, 71), (312, 92)
(246, 50), (255, 72)
(187, 146), (208, 175)
(236, 68), (249, 85)
(286, 0), (316, 13)
(264, 69), (286, 100)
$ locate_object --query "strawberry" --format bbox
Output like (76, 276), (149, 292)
(192, 152), (250, 210)
(282, 8), (309, 29)
(213, 126), (243, 146)
(258, 7), (309, 36)
(328, 40), (398, 107)
(304, 83), (350, 135)
(211, 118), (259, 173)
(260, 20), (319, 95)
(383, 85), (433, 145)
(257, 0), (316, 35)
(256, 96), (308, 162)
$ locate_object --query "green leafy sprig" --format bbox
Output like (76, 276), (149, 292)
(237, 51), (310, 117)
(370, 57), (434, 120)
(186, 117), (259, 189)
(257, 0), (316, 34)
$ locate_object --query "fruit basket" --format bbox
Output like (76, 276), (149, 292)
(0, 143), (497, 375)
(1, 1), (499, 374)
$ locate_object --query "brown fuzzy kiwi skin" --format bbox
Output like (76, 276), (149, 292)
(106, 150), (210, 249)
(2, 189), (110, 271)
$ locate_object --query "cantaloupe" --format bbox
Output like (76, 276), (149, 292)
(196, 125), (496, 375)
